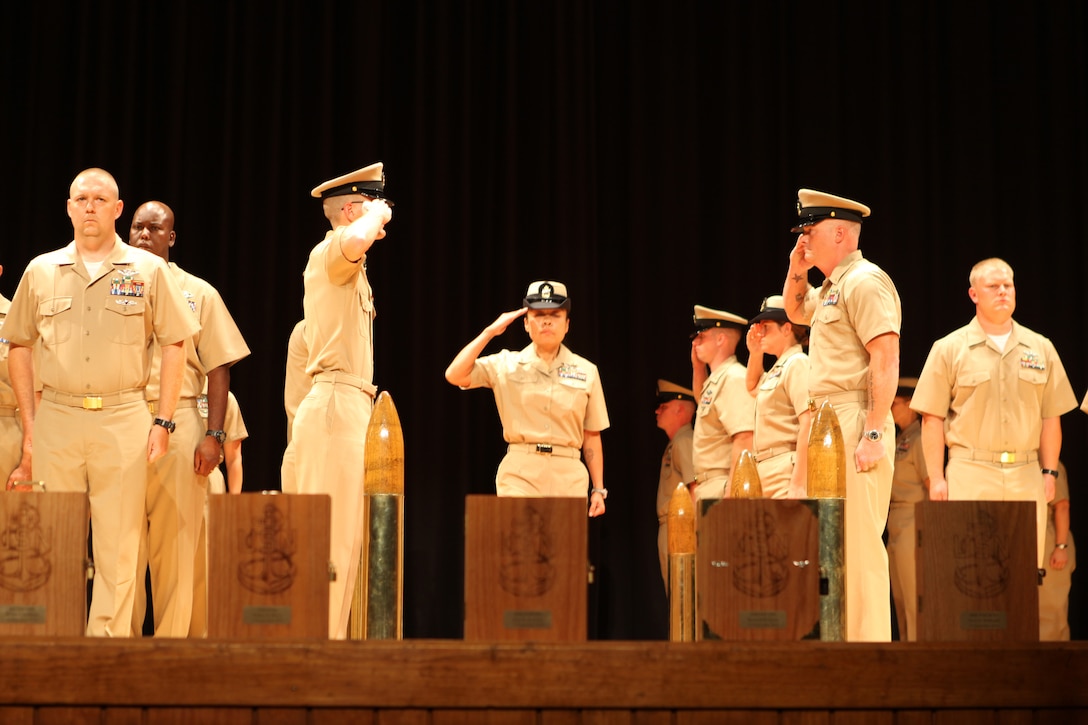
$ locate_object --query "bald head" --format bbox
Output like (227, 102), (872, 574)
(129, 201), (177, 262)
(67, 168), (123, 247)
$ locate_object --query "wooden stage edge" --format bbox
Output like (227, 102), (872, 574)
(0, 639), (1087, 714)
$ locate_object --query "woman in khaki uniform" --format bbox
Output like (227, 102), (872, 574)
(445, 281), (609, 517)
(744, 295), (810, 499)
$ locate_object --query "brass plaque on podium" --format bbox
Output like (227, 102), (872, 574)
(208, 493), (331, 639)
(464, 496), (586, 641)
(0, 492), (88, 636)
(697, 499), (820, 640)
(916, 500), (1038, 642)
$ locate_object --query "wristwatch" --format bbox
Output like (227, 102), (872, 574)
(152, 418), (176, 434)
(206, 429), (227, 445)
(1057, 543), (1069, 550)
(591, 487), (608, 499)
(863, 429), (883, 442)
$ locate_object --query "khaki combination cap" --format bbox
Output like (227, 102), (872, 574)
(310, 161), (391, 203)
(691, 304), (747, 337)
(749, 294), (790, 324)
(790, 188), (870, 232)
(657, 379), (695, 405)
(523, 280), (570, 310)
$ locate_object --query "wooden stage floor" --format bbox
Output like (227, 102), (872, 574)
(0, 638), (1086, 723)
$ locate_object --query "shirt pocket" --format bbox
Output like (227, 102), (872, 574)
(103, 296), (147, 344)
(816, 305), (843, 325)
(39, 297), (73, 346)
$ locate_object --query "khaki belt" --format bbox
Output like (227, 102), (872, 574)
(42, 388), (145, 410)
(147, 397), (199, 416)
(313, 371), (377, 398)
(694, 468), (728, 483)
(0, 407), (16, 418)
(754, 446), (794, 463)
(948, 448), (1038, 465)
(507, 442), (581, 459)
(808, 390), (868, 410)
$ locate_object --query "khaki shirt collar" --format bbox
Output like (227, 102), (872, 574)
(966, 316), (1025, 354)
(827, 249), (864, 286)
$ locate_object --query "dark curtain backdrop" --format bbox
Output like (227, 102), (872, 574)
(2, 1), (1085, 639)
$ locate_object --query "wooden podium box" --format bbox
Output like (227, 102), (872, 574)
(697, 498), (820, 640)
(0, 491), (88, 636)
(464, 495), (587, 641)
(208, 493), (331, 639)
(916, 500), (1038, 642)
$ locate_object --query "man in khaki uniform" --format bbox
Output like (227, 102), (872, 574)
(654, 379), (695, 586)
(206, 390), (248, 495)
(0, 265), (22, 479)
(887, 377), (927, 641)
(912, 258), (1076, 570)
(128, 200), (251, 637)
(1039, 460), (1074, 640)
(690, 306), (754, 500)
(445, 281), (609, 516)
(744, 295), (810, 499)
(286, 162), (392, 639)
(781, 188), (900, 642)
(1, 168), (198, 636)
(279, 318), (308, 492)
(192, 388), (249, 638)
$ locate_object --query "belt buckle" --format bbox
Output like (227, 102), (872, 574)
(83, 396), (103, 411)
(536, 443), (553, 454)
(999, 451), (1015, 464)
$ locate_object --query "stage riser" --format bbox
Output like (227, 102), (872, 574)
(1, 707), (1085, 724)
(0, 640), (1084, 723)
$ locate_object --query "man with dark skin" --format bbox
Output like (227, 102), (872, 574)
(128, 200), (250, 637)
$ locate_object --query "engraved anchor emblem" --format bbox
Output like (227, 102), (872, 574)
(499, 505), (556, 597)
(237, 503), (296, 594)
(953, 509), (1010, 598)
(732, 510), (790, 598)
(0, 502), (53, 592)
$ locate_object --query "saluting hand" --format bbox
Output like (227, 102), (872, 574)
(746, 323), (764, 356)
(486, 307), (529, 337)
(789, 236), (813, 273)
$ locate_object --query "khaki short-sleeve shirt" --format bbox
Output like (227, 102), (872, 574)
(0, 295), (15, 410)
(754, 344), (809, 451)
(656, 423), (695, 520)
(803, 250), (901, 397)
(302, 228), (375, 380)
(0, 240), (198, 393)
(146, 264), (251, 401)
(466, 343), (609, 447)
(284, 319), (310, 439)
(911, 318), (1077, 452)
(692, 356), (755, 474)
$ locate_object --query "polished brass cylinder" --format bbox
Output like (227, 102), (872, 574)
(364, 493), (403, 639)
(817, 498), (845, 641)
(730, 449), (763, 499)
(668, 553), (696, 641)
(667, 482), (696, 641)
